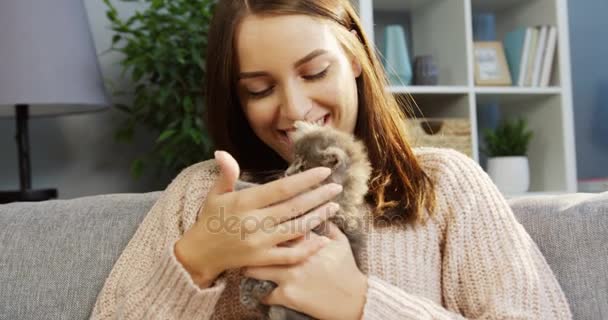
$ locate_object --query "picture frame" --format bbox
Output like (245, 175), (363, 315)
(473, 41), (512, 86)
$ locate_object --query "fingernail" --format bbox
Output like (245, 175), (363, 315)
(328, 183), (343, 193)
(214, 150), (222, 159)
(317, 167), (332, 178)
(330, 202), (340, 213)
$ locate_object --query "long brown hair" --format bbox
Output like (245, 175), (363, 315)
(204, 0), (436, 224)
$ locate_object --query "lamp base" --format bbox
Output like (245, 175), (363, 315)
(0, 189), (58, 204)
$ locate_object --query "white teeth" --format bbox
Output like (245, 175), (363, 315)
(308, 116), (325, 126)
(285, 130), (297, 142)
(284, 116), (327, 143)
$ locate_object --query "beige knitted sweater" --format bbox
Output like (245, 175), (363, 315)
(90, 147), (572, 319)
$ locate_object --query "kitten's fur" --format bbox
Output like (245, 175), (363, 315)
(237, 121), (372, 320)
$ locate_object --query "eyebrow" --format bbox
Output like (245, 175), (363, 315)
(238, 49), (328, 80)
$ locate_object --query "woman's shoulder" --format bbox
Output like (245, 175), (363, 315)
(412, 146), (482, 179)
(166, 159), (220, 192)
(180, 158), (220, 178)
(411, 148), (508, 231)
(411, 146), (499, 202)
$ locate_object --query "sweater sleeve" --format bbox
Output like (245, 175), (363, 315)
(89, 160), (227, 320)
(361, 149), (572, 320)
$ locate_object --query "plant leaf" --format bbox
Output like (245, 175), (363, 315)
(104, 0), (215, 180)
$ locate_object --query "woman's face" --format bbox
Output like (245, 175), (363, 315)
(235, 14), (361, 163)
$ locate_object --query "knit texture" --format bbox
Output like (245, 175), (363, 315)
(90, 147), (572, 319)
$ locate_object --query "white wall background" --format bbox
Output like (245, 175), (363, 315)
(0, 0), (167, 199)
(2, 0), (606, 199)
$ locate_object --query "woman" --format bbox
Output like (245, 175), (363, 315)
(91, 0), (572, 319)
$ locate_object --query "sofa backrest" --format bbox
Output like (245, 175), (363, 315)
(508, 192), (608, 320)
(0, 192), (160, 320)
(0, 191), (606, 319)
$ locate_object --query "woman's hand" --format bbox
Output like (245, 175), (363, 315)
(174, 151), (343, 288)
(244, 222), (368, 320)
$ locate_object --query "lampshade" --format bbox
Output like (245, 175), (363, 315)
(0, 0), (111, 117)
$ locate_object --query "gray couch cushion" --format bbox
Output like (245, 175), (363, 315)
(0, 191), (606, 319)
(508, 192), (608, 320)
(0, 192), (160, 320)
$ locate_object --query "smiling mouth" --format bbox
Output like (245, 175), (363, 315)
(279, 114), (330, 145)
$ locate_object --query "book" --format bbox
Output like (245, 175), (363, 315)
(503, 26), (528, 86)
(532, 25), (548, 86)
(540, 25), (558, 87)
(524, 27), (539, 86)
(517, 28), (533, 86)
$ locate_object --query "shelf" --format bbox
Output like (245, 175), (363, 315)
(388, 86), (469, 94)
(474, 86), (561, 94)
(387, 86), (561, 95)
(470, 0), (562, 88)
(360, 0), (576, 193)
(475, 87), (561, 104)
(471, 0), (528, 12)
(373, 0), (468, 86)
(374, 0), (434, 11)
(402, 93), (471, 118)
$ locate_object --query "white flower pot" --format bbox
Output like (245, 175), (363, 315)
(486, 156), (530, 194)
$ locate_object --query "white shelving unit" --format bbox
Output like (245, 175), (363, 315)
(354, 0), (578, 194)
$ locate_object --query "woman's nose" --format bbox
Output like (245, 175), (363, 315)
(279, 80), (312, 121)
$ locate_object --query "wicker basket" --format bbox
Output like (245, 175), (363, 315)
(404, 118), (473, 157)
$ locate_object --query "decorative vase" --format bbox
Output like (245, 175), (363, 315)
(382, 25), (412, 85)
(413, 55), (439, 85)
(486, 156), (530, 194)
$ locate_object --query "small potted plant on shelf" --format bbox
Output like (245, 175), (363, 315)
(482, 117), (534, 194)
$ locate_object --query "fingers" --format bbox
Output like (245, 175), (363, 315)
(209, 150), (240, 196)
(266, 183), (342, 224)
(271, 202), (339, 245)
(258, 233), (328, 266)
(235, 166), (332, 210)
(323, 221), (345, 240)
(243, 265), (284, 283)
(244, 232), (329, 280)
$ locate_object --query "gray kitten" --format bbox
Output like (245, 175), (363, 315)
(237, 121), (372, 320)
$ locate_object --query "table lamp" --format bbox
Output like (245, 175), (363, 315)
(0, 0), (111, 204)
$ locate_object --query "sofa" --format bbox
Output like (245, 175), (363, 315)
(1, 191), (607, 320)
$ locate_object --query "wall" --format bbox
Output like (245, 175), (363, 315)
(568, 0), (608, 180)
(1, 0), (607, 199)
(0, 0), (166, 199)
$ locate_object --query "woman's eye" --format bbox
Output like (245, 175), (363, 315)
(303, 66), (330, 80)
(248, 86), (274, 99)
(245, 66), (329, 99)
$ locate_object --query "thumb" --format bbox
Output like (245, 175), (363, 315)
(210, 150), (240, 195)
(325, 221), (346, 241)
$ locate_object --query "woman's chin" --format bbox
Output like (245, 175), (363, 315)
(268, 142), (292, 164)
(278, 148), (294, 163)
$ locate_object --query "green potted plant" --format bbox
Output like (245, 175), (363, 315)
(482, 117), (534, 194)
(101, 0), (216, 179)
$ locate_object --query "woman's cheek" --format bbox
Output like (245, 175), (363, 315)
(245, 100), (276, 137)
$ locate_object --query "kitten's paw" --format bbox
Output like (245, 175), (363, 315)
(239, 278), (261, 309)
(255, 280), (276, 297)
(268, 305), (288, 320)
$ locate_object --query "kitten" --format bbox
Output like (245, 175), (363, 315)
(238, 120), (372, 320)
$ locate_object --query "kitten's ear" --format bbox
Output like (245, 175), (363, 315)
(322, 146), (347, 170)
